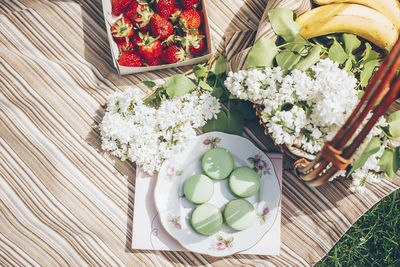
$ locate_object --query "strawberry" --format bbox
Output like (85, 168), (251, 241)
(180, 29), (205, 55)
(131, 3), (154, 31)
(181, 0), (198, 10)
(131, 32), (143, 47)
(161, 45), (186, 63)
(111, 17), (134, 43)
(151, 14), (174, 40)
(112, 0), (132, 16)
(117, 41), (135, 54)
(179, 10), (201, 30)
(161, 34), (176, 48)
(144, 57), (163, 66)
(189, 37), (204, 55)
(169, 6), (181, 23)
(137, 34), (162, 60)
(155, 0), (175, 19)
(118, 51), (142, 67)
(124, 0), (139, 21)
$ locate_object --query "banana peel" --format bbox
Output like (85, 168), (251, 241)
(296, 3), (398, 49)
(313, 0), (400, 32)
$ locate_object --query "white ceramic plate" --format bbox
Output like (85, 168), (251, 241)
(154, 132), (281, 257)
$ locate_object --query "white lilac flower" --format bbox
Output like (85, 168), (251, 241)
(225, 58), (388, 193)
(100, 88), (220, 175)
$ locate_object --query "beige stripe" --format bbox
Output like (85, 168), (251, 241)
(0, 0), (399, 266)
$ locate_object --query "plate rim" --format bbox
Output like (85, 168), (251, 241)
(153, 131), (282, 257)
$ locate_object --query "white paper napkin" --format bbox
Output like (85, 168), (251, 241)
(132, 153), (282, 255)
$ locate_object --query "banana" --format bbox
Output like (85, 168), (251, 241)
(296, 3), (398, 49)
(314, 0), (400, 32)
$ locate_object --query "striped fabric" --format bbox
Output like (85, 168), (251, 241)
(0, 0), (399, 266)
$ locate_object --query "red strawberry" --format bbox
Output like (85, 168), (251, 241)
(131, 32), (143, 47)
(124, 0), (139, 21)
(179, 10), (201, 30)
(196, 10), (203, 25)
(151, 14), (174, 40)
(112, 0), (132, 16)
(161, 45), (186, 63)
(117, 41), (135, 54)
(181, 0), (198, 10)
(189, 37), (204, 55)
(144, 57), (163, 66)
(131, 3), (154, 31)
(111, 17), (134, 43)
(137, 34), (162, 60)
(180, 29), (205, 55)
(155, 0), (175, 19)
(118, 51), (142, 67)
(169, 6), (181, 23)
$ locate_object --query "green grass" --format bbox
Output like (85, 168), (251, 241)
(316, 189), (400, 266)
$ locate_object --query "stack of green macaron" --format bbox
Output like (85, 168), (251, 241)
(183, 147), (261, 236)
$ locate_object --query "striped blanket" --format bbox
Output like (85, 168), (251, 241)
(0, 0), (399, 266)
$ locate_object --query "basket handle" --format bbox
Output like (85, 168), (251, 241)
(295, 34), (400, 186)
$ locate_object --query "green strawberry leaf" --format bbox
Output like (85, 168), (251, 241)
(198, 80), (214, 92)
(361, 43), (380, 63)
(193, 64), (207, 78)
(328, 39), (348, 65)
(348, 136), (381, 177)
(342, 34), (361, 54)
(211, 55), (227, 75)
(245, 37), (278, 69)
(276, 49), (301, 71)
(268, 8), (301, 42)
(142, 80), (156, 89)
(360, 60), (379, 87)
(387, 110), (400, 138)
(293, 44), (322, 71)
(164, 74), (196, 97)
(203, 110), (227, 132)
(379, 148), (400, 179)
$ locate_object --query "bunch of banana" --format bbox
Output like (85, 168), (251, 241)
(296, 0), (400, 49)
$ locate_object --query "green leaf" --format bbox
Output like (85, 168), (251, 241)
(203, 110), (227, 132)
(387, 110), (400, 138)
(268, 8), (301, 42)
(142, 80), (156, 89)
(225, 110), (245, 135)
(193, 65), (207, 78)
(284, 35), (308, 54)
(360, 60), (378, 87)
(293, 44), (322, 71)
(276, 49), (301, 70)
(343, 58), (353, 74)
(211, 55), (227, 75)
(198, 80), (213, 92)
(348, 137), (381, 176)
(379, 148), (399, 179)
(164, 74), (196, 97)
(342, 34), (361, 54)
(245, 38), (278, 69)
(234, 101), (257, 120)
(328, 39), (348, 64)
(362, 43), (380, 63)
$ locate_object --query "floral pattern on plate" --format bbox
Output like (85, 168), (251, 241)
(155, 132), (281, 257)
(209, 234), (234, 251)
(248, 154), (271, 175)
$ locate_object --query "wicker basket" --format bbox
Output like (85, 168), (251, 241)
(225, 0), (400, 186)
(253, 38), (400, 186)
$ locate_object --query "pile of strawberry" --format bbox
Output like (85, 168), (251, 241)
(111, 0), (205, 67)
